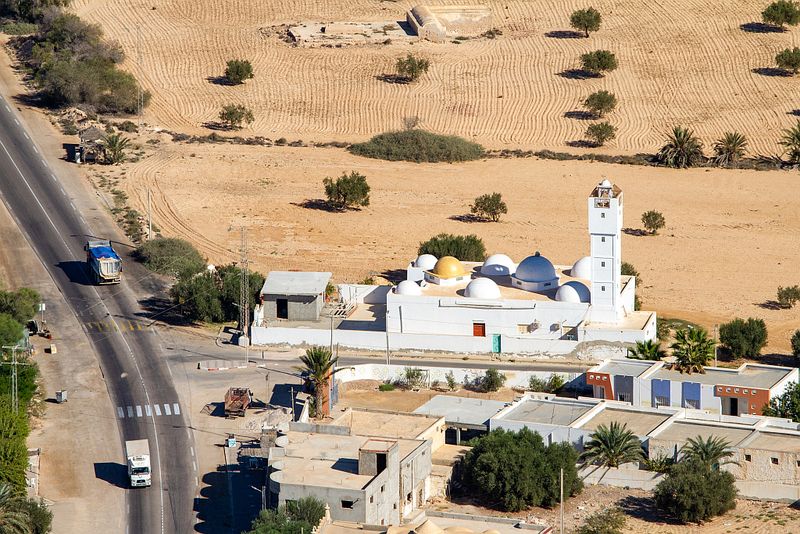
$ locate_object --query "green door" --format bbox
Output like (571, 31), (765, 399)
(492, 334), (501, 353)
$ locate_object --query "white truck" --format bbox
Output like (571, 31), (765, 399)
(125, 439), (152, 488)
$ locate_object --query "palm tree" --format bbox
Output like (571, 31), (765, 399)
(681, 435), (739, 469)
(670, 327), (716, 374)
(102, 132), (131, 164)
(295, 346), (340, 419)
(628, 339), (666, 360)
(712, 131), (748, 167)
(657, 126), (705, 168)
(780, 120), (800, 163)
(0, 483), (30, 534)
(580, 422), (643, 482)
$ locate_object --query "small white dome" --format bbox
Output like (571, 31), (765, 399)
(600, 178), (612, 188)
(514, 252), (557, 283)
(555, 281), (591, 303)
(395, 280), (422, 296)
(481, 253), (516, 276)
(415, 254), (438, 270)
(465, 277), (501, 299)
(570, 256), (591, 280)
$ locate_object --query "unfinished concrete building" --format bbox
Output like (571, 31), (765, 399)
(259, 271), (331, 321)
(406, 5), (492, 42)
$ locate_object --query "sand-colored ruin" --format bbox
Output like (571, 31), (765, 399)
(406, 5), (492, 42)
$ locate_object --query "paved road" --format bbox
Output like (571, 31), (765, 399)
(0, 98), (195, 532)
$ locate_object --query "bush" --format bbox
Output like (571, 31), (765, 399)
(402, 367), (426, 388)
(395, 53), (430, 82)
(0, 400), (29, 490)
(284, 496), (326, 526)
(641, 210), (665, 235)
(575, 507), (625, 534)
(217, 265), (266, 323)
(584, 90), (617, 117)
(643, 453), (674, 473)
(349, 129), (485, 163)
(476, 368), (506, 392)
(323, 171), (370, 210)
(459, 428), (582, 511)
(1, 22), (38, 34)
(528, 374), (565, 393)
(586, 122), (616, 146)
(245, 508), (313, 534)
(621, 262), (641, 285)
(170, 271), (223, 323)
(570, 7), (602, 37)
(418, 233), (486, 261)
(653, 459), (736, 523)
(135, 237), (205, 279)
(102, 132), (130, 164)
(445, 371), (457, 391)
(219, 104), (254, 129)
(657, 126), (704, 168)
(762, 0), (800, 28)
(781, 120), (800, 163)
(378, 383), (395, 392)
(18, 497), (54, 534)
(580, 50), (617, 75)
(225, 59), (254, 84)
(470, 192), (507, 222)
(793, 330), (800, 358)
(776, 47), (800, 74)
(777, 285), (800, 308)
(719, 318), (768, 359)
(712, 132), (748, 167)
(0, 313), (24, 347)
(763, 381), (800, 420)
(116, 120), (138, 133)
(0, 287), (40, 325)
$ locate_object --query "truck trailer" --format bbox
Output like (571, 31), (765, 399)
(125, 439), (151, 487)
(85, 239), (122, 284)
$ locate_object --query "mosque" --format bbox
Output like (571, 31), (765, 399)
(251, 180), (656, 356)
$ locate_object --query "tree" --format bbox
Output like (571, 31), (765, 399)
(780, 120), (800, 163)
(323, 171), (370, 210)
(681, 435), (738, 469)
(224, 59), (254, 84)
(418, 233), (486, 262)
(245, 508), (313, 534)
(621, 262), (640, 284)
(0, 288), (40, 325)
(479, 368), (506, 392)
(296, 346), (340, 419)
(712, 132), (748, 167)
(169, 271), (223, 323)
(284, 496), (326, 526)
(395, 53), (430, 82)
(670, 328), (716, 374)
(101, 132), (130, 164)
(586, 122), (616, 146)
(16, 498), (51, 534)
(641, 210), (665, 235)
(0, 403), (29, 490)
(528, 374), (565, 393)
(718, 318), (768, 359)
(792, 330), (800, 358)
(575, 507), (626, 534)
(763, 381), (800, 421)
(0, 483), (30, 534)
(653, 459), (736, 523)
(580, 50), (618, 76)
(459, 428), (582, 512)
(776, 47), (800, 74)
(0, 0), (70, 21)
(762, 0), (800, 29)
(778, 285), (800, 308)
(570, 7), (602, 37)
(580, 422), (643, 474)
(627, 339), (666, 360)
(135, 237), (206, 279)
(0, 314), (23, 347)
(656, 126), (705, 168)
(218, 104), (254, 129)
(217, 265), (266, 323)
(445, 371), (457, 391)
(470, 192), (507, 222)
(583, 90), (617, 117)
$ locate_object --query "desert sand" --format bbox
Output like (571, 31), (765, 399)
(72, 0), (800, 155)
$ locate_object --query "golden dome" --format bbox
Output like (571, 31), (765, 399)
(431, 256), (466, 278)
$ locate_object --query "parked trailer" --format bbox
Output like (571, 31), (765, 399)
(85, 239), (122, 284)
(224, 387), (252, 418)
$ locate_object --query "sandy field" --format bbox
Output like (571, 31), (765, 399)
(72, 0), (800, 155)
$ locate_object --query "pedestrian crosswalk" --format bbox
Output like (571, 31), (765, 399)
(86, 319), (145, 332)
(117, 403), (181, 419)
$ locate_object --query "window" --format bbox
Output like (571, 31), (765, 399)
(341, 500), (355, 509)
(406, 492), (412, 501)
(772, 458), (779, 465)
(601, 261), (606, 267)
(617, 392), (632, 403)
(473, 322), (486, 337)
(381, 485), (385, 492)
(684, 398), (700, 410)
(369, 496), (374, 503)
(393, 503), (397, 510)
(544, 282), (551, 287)
(601, 213), (606, 218)
(745, 454), (752, 462)
(654, 396), (669, 407)
(796, 460), (800, 467)
(601, 286), (606, 292)
(517, 324), (529, 334)
(601, 236), (606, 242)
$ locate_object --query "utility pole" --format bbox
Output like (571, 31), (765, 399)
(559, 468), (564, 534)
(384, 306), (390, 366)
(239, 227), (250, 365)
(2, 344), (30, 413)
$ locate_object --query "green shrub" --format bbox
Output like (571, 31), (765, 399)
(170, 271), (223, 323)
(570, 7), (602, 37)
(418, 233), (486, 261)
(323, 171), (370, 210)
(479, 368), (506, 392)
(719, 318), (768, 359)
(135, 237), (206, 279)
(762, 0), (800, 28)
(395, 53), (430, 82)
(763, 381), (800, 421)
(116, 120), (138, 133)
(653, 459), (736, 523)
(641, 210), (665, 235)
(225, 59), (254, 84)
(18, 497), (54, 534)
(621, 262), (641, 285)
(0, 22), (38, 35)
(584, 90), (616, 117)
(712, 132), (748, 167)
(0, 287), (40, 325)
(378, 383), (395, 392)
(580, 50), (617, 75)
(219, 104), (254, 129)
(776, 47), (800, 74)
(793, 330), (800, 358)
(0, 313), (24, 347)
(284, 496), (326, 526)
(528, 374), (565, 393)
(0, 400), (29, 490)
(349, 129), (485, 163)
(575, 507), (625, 534)
(445, 371), (457, 391)
(586, 122), (616, 146)
(643, 453), (674, 473)
(217, 265), (266, 323)
(470, 192), (507, 222)
(402, 367), (426, 388)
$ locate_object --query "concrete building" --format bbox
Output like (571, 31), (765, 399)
(258, 271), (331, 321)
(406, 5), (493, 42)
(413, 395), (509, 444)
(586, 359), (798, 416)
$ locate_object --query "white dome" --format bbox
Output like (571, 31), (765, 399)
(395, 280), (422, 296)
(555, 281), (591, 303)
(481, 253), (516, 276)
(415, 254), (438, 270)
(570, 256), (591, 280)
(599, 178), (612, 188)
(465, 277), (501, 299)
(514, 252), (557, 283)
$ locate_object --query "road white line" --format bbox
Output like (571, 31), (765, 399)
(136, 405), (143, 417)
(146, 404), (152, 417)
(154, 404), (162, 416)
(190, 447), (195, 458)
(127, 406), (134, 418)
(192, 460), (197, 472)
(69, 201), (76, 210)
(4, 105), (9, 112)
(117, 407), (124, 419)
(50, 174), (57, 181)
(173, 403), (180, 415)
(164, 403), (172, 416)
(13, 118), (18, 125)
(32, 145), (38, 153)
(40, 159), (46, 167)
(22, 131), (28, 139)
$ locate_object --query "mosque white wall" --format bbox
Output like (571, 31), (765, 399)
(619, 276), (636, 313)
(338, 284), (390, 305)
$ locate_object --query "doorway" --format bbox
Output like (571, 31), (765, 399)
(472, 322), (486, 337)
(276, 298), (288, 319)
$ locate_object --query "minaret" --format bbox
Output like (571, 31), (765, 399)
(587, 179), (623, 322)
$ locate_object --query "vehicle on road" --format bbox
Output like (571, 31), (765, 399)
(224, 387), (252, 418)
(126, 439), (151, 487)
(85, 239), (122, 284)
